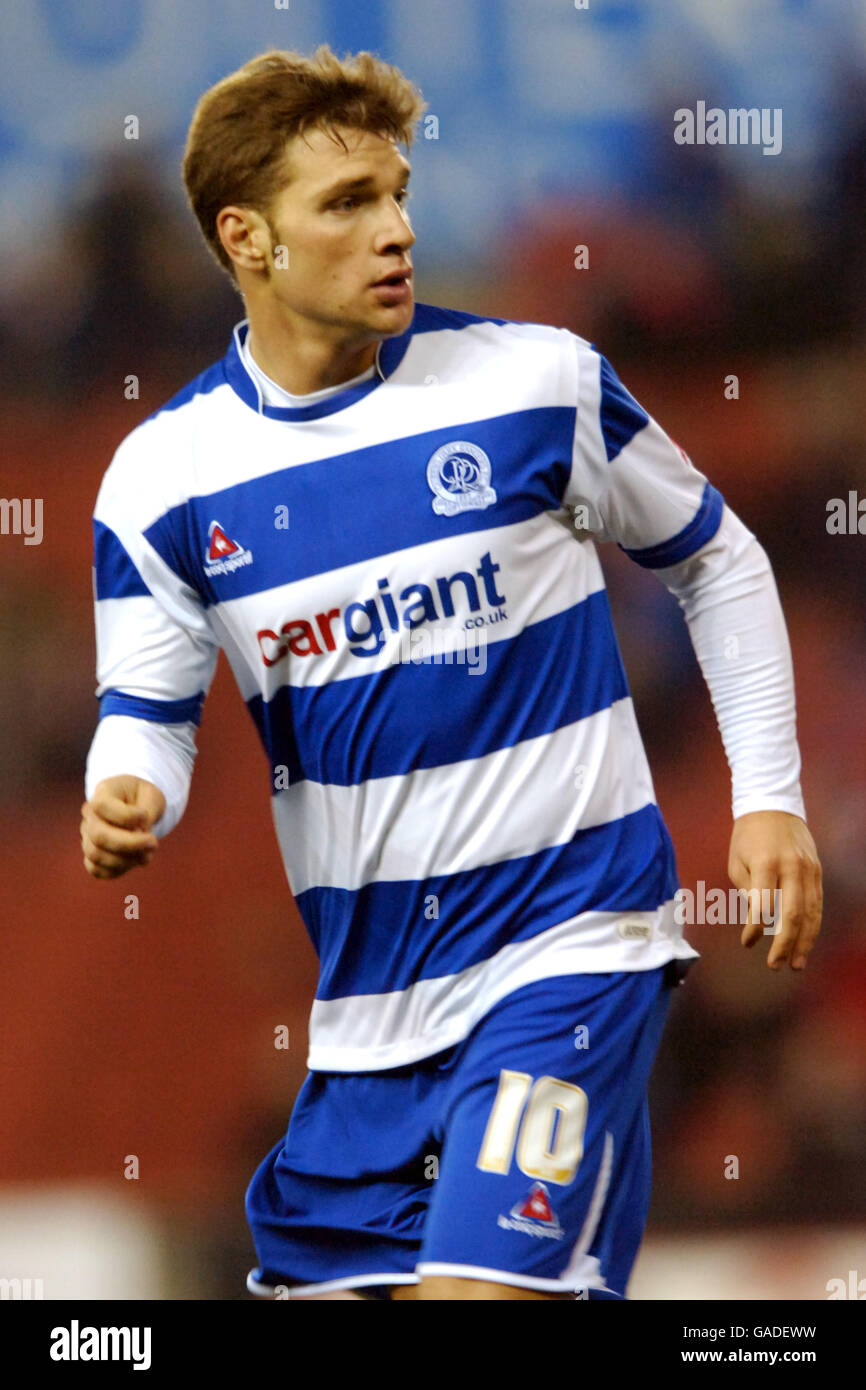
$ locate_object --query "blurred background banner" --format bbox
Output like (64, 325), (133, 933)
(1, 0), (864, 1299)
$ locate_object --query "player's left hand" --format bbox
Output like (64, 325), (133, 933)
(728, 811), (822, 971)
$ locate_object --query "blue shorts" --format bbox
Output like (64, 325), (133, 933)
(245, 962), (686, 1299)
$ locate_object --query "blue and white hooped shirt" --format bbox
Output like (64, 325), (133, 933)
(89, 302), (718, 1071)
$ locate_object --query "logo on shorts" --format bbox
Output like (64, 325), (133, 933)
(497, 1182), (564, 1240)
(204, 520), (253, 578)
(427, 441), (497, 516)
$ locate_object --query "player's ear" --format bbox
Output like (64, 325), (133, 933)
(216, 205), (271, 276)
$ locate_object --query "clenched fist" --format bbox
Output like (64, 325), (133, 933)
(80, 776), (167, 879)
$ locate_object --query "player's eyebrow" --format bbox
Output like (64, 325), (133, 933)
(320, 169), (411, 201)
(323, 175), (376, 198)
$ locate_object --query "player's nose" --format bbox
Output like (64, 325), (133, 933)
(376, 199), (416, 252)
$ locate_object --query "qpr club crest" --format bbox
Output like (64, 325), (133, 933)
(426, 440), (497, 517)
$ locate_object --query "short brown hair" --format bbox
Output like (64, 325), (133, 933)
(182, 44), (426, 278)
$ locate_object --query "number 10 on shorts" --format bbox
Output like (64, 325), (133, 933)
(476, 1071), (588, 1185)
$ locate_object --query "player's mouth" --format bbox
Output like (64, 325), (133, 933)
(371, 267), (413, 305)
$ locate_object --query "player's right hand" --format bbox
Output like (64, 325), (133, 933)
(80, 776), (167, 879)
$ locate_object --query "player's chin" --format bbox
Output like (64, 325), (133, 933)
(367, 284), (414, 332)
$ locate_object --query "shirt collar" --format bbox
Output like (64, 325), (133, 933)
(222, 317), (414, 422)
(240, 330), (376, 408)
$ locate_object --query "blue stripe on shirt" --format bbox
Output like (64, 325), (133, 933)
(98, 689), (205, 725)
(302, 803), (679, 998)
(143, 406), (576, 604)
(597, 354), (650, 463)
(93, 520), (151, 600)
(621, 482), (724, 568)
(145, 359), (229, 422)
(247, 590), (629, 786)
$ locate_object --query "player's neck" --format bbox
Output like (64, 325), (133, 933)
(243, 297), (378, 396)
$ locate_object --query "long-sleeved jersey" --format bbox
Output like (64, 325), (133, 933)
(86, 303), (804, 1070)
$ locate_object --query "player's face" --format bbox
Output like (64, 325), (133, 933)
(262, 125), (415, 339)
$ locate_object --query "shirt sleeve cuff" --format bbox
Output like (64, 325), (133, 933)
(732, 792), (807, 823)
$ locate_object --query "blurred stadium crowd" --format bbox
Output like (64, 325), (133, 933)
(1, 8), (864, 1298)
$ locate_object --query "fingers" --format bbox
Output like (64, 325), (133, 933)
(740, 915), (762, 949)
(729, 815), (824, 973)
(83, 861), (115, 880)
(765, 864), (805, 970)
(764, 846), (823, 971)
(135, 780), (167, 829)
(736, 857), (822, 971)
(80, 800), (158, 879)
(730, 854), (762, 950)
(80, 801), (158, 852)
(82, 850), (145, 879)
(81, 827), (154, 874)
(89, 786), (154, 831)
(790, 855), (823, 971)
(739, 865), (779, 953)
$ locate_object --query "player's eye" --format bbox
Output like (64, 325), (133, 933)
(334, 195), (360, 212)
(395, 187), (411, 206)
